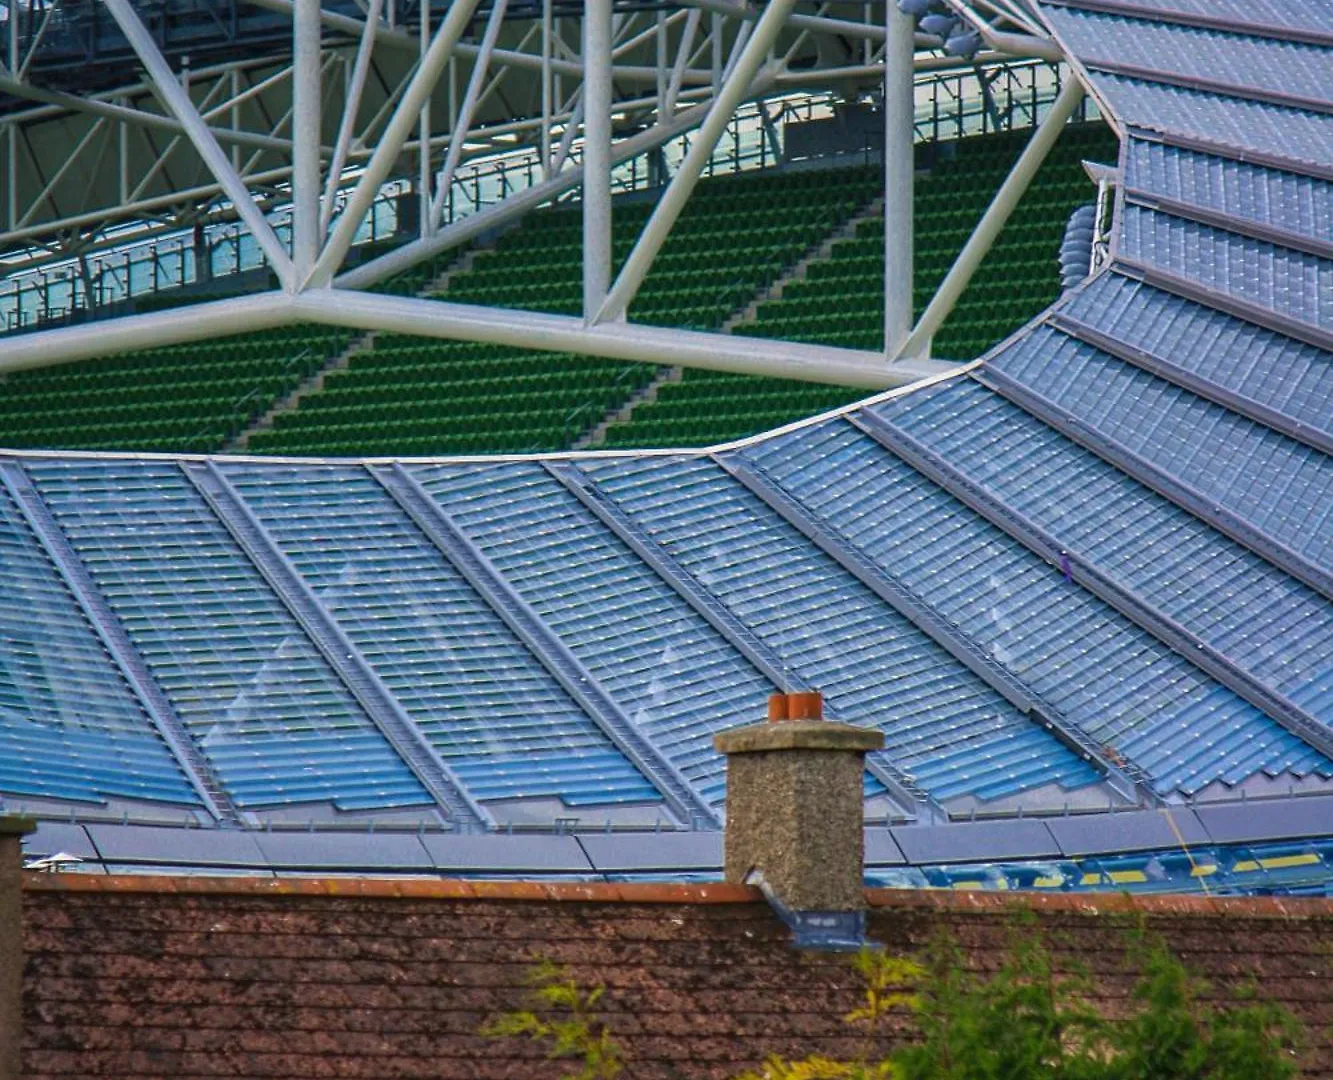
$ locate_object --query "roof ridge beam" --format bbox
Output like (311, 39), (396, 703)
(1113, 257), (1333, 354)
(1047, 309), (1333, 458)
(0, 461), (240, 825)
(976, 363), (1333, 602)
(713, 447), (1150, 805)
(1038, 0), (1333, 49)
(543, 460), (945, 823)
(1084, 59), (1333, 116)
(178, 460), (491, 831)
(369, 462), (720, 830)
(1123, 188), (1333, 262)
(855, 396), (1333, 766)
(1126, 127), (1333, 185)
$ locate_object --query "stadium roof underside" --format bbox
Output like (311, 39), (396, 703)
(0, 0), (1331, 861)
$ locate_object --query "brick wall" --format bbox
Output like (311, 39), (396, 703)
(19, 878), (1333, 1080)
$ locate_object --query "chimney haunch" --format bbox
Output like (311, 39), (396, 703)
(715, 701), (884, 927)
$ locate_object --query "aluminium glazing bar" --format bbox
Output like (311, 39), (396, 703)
(0, 461), (240, 825)
(370, 463), (720, 829)
(976, 364), (1333, 603)
(543, 460), (944, 822)
(853, 397), (1333, 765)
(1046, 311), (1333, 458)
(179, 460), (492, 831)
(1113, 258), (1333, 355)
(714, 448), (1148, 804)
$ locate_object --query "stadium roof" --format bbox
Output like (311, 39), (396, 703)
(1, 0), (1330, 882)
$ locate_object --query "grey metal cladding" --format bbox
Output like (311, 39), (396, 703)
(1124, 139), (1333, 240)
(252, 830), (434, 871)
(1091, 75), (1333, 170)
(1059, 274), (1333, 440)
(422, 833), (596, 874)
(990, 326), (1333, 578)
(579, 831), (723, 873)
(1044, 6), (1333, 107)
(85, 823), (268, 868)
(889, 819), (1060, 864)
(863, 830), (908, 866)
(21, 822), (99, 862)
(1046, 809), (1209, 857)
(1194, 794), (1333, 844)
(1119, 205), (1332, 332)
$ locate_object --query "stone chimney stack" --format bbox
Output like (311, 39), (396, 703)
(714, 693), (883, 946)
(1, 816), (35, 1080)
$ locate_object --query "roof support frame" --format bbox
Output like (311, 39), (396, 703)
(178, 459), (492, 831)
(714, 447), (1148, 804)
(369, 462), (720, 829)
(101, 0), (297, 290)
(0, 461), (242, 825)
(894, 72), (1085, 361)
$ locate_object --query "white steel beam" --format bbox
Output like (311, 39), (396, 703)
(429, 0), (510, 231)
(0, 292), (295, 375)
(321, 0), (381, 234)
(895, 74), (1086, 361)
(308, 0), (481, 287)
(883, 0), (914, 357)
(292, 0), (322, 283)
(596, 0), (795, 324)
(101, 0), (296, 289)
(582, 0), (614, 322)
(291, 290), (955, 387)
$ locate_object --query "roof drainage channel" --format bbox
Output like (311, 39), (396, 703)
(543, 459), (943, 823)
(976, 365), (1333, 603)
(178, 460), (491, 831)
(854, 401), (1333, 767)
(713, 450), (1146, 806)
(368, 462), (720, 830)
(0, 462), (238, 825)
(1045, 311), (1333, 458)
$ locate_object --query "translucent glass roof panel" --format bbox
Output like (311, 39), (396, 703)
(1090, 75), (1333, 173)
(1124, 139), (1333, 239)
(993, 325), (1333, 574)
(410, 461), (775, 806)
(1074, 0), (1321, 37)
(1060, 274), (1333, 439)
(1119, 205), (1332, 332)
(744, 415), (1330, 793)
(873, 380), (1333, 730)
(1043, 7), (1333, 106)
(25, 460), (429, 811)
(0, 478), (198, 806)
(580, 454), (1104, 803)
(221, 463), (659, 808)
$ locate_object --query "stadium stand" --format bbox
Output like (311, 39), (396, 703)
(601, 121), (1118, 448)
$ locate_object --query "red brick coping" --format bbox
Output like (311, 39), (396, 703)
(21, 872), (1333, 918)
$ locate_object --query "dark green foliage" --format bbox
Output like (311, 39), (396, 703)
(486, 923), (1309, 1080)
